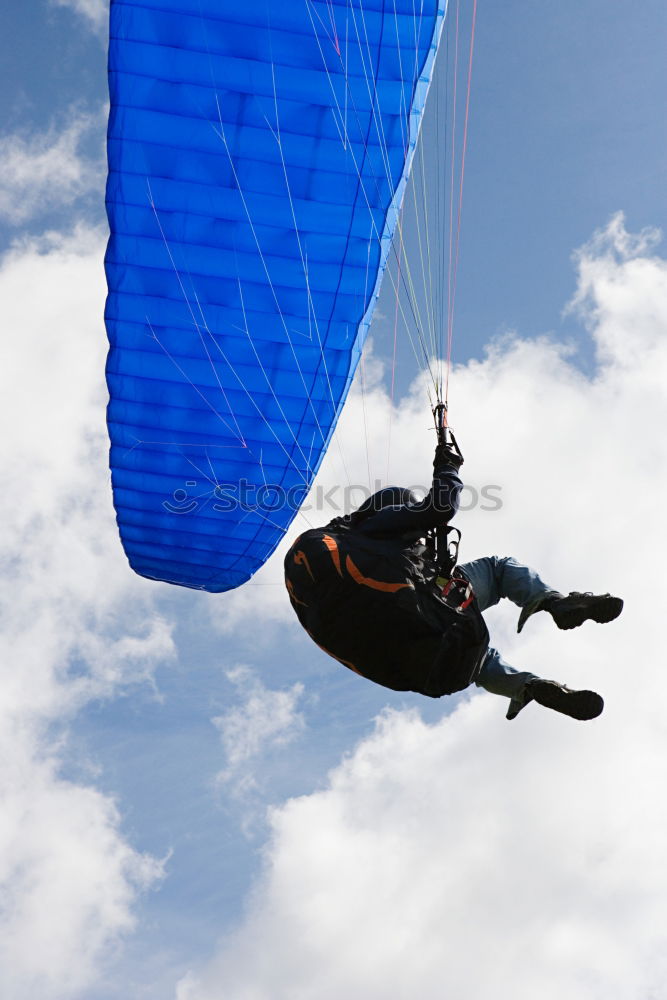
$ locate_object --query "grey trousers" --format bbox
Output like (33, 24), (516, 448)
(459, 556), (555, 712)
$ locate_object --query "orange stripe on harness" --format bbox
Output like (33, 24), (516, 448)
(293, 549), (315, 581)
(321, 534), (343, 576)
(344, 555), (413, 593)
(285, 577), (308, 607)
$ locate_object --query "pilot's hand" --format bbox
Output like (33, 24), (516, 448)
(434, 435), (464, 471)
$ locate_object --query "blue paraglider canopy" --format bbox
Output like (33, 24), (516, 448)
(105, 0), (446, 591)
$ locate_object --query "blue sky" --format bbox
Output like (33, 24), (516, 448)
(374, 0), (667, 384)
(1, 2), (666, 999)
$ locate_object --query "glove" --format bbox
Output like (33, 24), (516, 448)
(434, 435), (464, 471)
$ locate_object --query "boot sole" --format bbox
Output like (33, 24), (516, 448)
(532, 686), (604, 720)
(555, 596), (623, 630)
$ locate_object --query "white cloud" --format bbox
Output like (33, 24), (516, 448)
(179, 698), (667, 1000)
(0, 755), (166, 999)
(177, 215), (667, 999)
(50, 0), (107, 36)
(214, 666), (306, 796)
(0, 227), (175, 998)
(0, 110), (105, 227)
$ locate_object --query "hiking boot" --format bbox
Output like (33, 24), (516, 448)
(528, 679), (604, 720)
(517, 591), (623, 633)
(548, 592), (623, 631)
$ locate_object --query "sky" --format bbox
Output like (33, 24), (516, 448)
(1, 2), (666, 999)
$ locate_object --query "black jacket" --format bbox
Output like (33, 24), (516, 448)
(284, 453), (489, 697)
